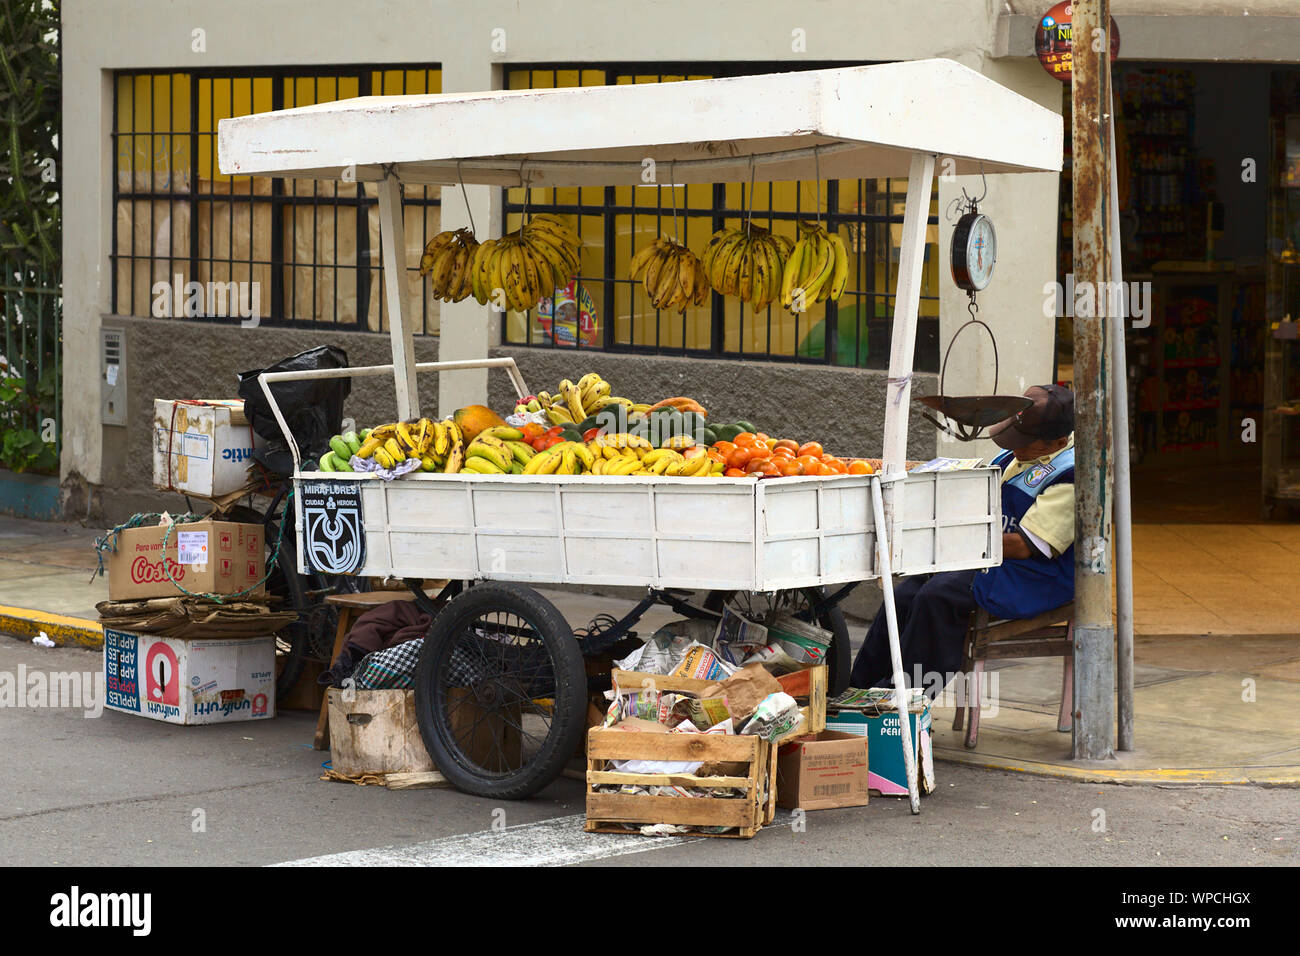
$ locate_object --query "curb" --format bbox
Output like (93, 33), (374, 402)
(933, 746), (1300, 787)
(0, 605), (103, 650)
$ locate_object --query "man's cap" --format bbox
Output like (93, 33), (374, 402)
(989, 384), (1075, 450)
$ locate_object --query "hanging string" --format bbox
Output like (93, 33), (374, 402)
(745, 155), (756, 233)
(457, 159), (476, 235)
(519, 160), (531, 225)
(669, 160), (680, 243)
(814, 145), (823, 230)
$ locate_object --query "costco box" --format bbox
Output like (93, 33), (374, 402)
(826, 698), (935, 797)
(776, 730), (869, 810)
(153, 399), (262, 498)
(103, 628), (275, 725)
(106, 519), (265, 601)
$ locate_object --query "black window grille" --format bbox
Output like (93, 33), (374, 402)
(111, 66), (442, 333)
(500, 64), (941, 370)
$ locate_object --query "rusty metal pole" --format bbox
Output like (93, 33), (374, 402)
(1070, 0), (1116, 760)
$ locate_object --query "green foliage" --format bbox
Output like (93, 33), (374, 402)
(0, 1), (61, 267)
(0, 372), (56, 473)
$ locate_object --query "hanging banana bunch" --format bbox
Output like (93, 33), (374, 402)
(472, 214), (582, 312)
(420, 228), (481, 302)
(628, 237), (710, 312)
(781, 220), (849, 313)
(700, 223), (791, 313)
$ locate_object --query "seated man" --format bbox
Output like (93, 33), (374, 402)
(849, 384), (1076, 696)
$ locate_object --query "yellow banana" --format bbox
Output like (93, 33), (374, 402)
(383, 438), (406, 463)
(357, 435), (383, 459)
(395, 422), (419, 455)
(443, 441), (464, 474)
(828, 231), (849, 301)
(466, 437), (512, 471)
(642, 448), (683, 467)
(432, 421), (450, 457)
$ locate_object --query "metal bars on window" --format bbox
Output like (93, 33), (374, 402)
(500, 64), (940, 371)
(110, 66), (442, 333)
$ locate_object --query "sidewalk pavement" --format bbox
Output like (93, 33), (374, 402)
(2, 514), (1298, 786)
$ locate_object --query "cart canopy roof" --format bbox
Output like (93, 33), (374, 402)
(218, 59), (1061, 187)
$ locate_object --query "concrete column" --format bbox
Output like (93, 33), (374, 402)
(434, 55), (500, 419)
(59, 64), (114, 490)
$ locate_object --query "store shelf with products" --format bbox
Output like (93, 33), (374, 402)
(1263, 86), (1300, 512)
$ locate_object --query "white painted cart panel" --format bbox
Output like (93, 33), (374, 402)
(295, 469), (1001, 591)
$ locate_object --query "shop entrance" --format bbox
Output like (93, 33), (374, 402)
(1055, 62), (1294, 524)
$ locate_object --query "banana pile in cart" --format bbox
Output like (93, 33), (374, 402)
(310, 367), (877, 481)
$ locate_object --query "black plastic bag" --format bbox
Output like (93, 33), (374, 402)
(237, 345), (351, 476)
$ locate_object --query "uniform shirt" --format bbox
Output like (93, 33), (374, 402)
(997, 435), (1075, 558)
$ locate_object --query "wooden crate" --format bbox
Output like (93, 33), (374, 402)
(327, 689), (435, 776)
(585, 727), (777, 839)
(609, 665), (827, 743)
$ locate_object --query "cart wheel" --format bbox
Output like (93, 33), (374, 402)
(703, 587), (852, 696)
(415, 582), (586, 800)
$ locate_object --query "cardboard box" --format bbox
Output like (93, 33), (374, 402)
(153, 399), (263, 498)
(327, 689), (435, 775)
(777, 730), (869, 810)
(826, 702), (935, 797)
(103, 628), (275, 725)
(106, 519), (265, 601)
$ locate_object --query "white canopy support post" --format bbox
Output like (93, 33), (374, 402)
(377, 172), (421, 420)
(871, 472), (921, 814)
(881, 151), (936, 563)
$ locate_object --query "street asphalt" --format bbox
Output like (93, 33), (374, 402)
(1, 635), (1296, 868)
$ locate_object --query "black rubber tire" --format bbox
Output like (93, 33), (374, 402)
(703, 587), (853, 696)
(414, 582), (586, 800)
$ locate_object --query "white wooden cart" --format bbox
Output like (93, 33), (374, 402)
(220, 59), (1061, 810)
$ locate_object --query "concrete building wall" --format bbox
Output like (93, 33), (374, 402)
(62, 0), (1064, 518)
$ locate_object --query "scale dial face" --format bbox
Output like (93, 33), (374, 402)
(951, 212), (997, 292)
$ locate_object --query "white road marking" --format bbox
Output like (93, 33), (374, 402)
(273, 812), (793, 867)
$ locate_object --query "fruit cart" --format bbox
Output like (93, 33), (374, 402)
(220, 58), (1062, 811)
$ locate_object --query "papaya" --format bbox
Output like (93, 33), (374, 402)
(452, 404), (507, 442)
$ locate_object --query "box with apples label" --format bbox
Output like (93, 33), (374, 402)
(103, 628), (275, 725)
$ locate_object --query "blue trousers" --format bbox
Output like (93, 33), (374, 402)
(849, 570), (977, 693)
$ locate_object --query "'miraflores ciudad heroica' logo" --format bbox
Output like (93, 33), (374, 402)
(301, 480), (366, 575)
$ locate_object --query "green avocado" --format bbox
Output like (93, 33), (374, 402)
(713, 423), (743, 442)
(734, 420), (757, 434)
(700, 426), (718, 445)
(559, 426), (585, 443)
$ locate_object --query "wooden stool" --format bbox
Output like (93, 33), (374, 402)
(312, 584), (448, 751)
(952, 603), (1075, 749)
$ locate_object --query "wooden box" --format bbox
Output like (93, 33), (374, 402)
(327, 689), (434, 775)
(585, 727), (777, 839)
(609, 665), (827, 743)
